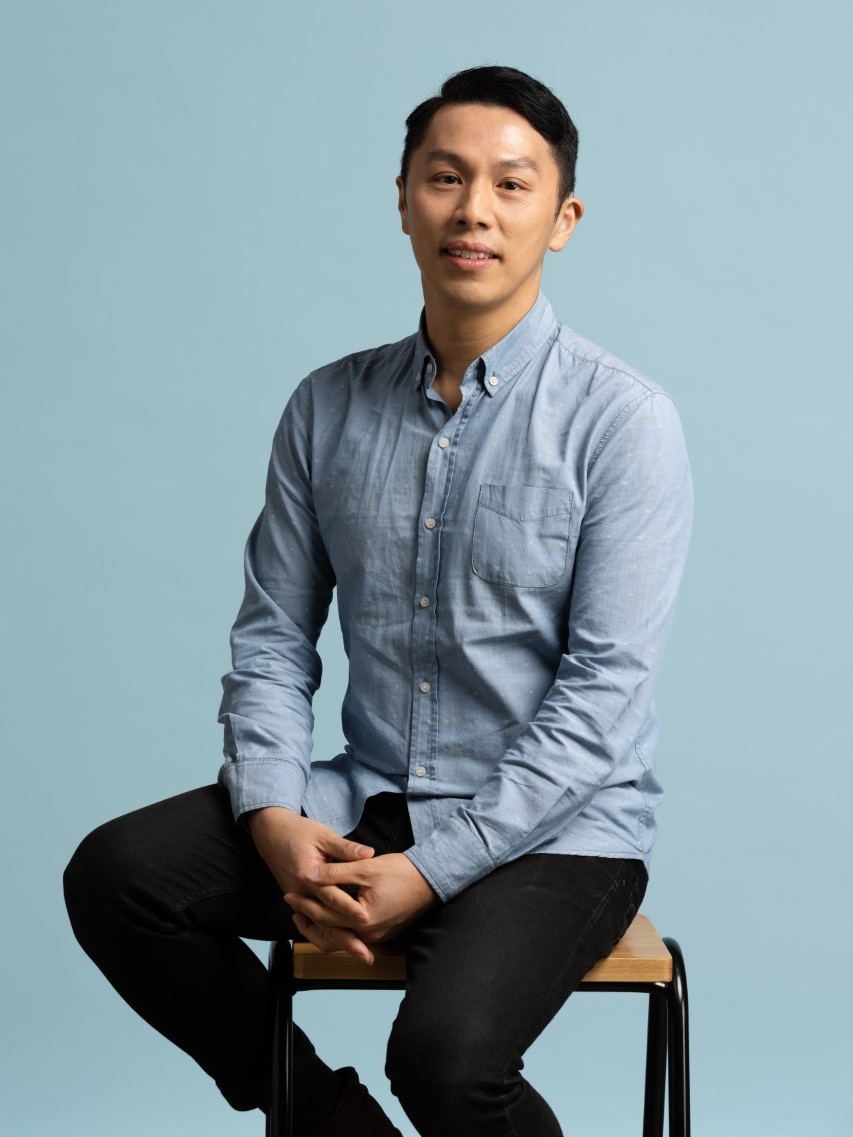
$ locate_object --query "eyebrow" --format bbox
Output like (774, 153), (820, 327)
(424, 149), (541, 173)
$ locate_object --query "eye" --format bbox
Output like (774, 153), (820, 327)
(500, 180), (522, 191)
(433, 173), (461, 185)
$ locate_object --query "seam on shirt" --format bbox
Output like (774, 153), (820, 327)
(478, 501), (573, 522)
(446, 814), (501, 871)
(556, 333), (660, 392)
(553, 333), (679, 468)
(589, 389), (677, 469)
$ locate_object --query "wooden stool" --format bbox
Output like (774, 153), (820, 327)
(268, 913), (689, 1136)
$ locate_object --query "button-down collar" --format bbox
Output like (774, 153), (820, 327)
(414, 293), (559, 396)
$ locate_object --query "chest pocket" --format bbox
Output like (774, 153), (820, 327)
(472, 484), (574, 588)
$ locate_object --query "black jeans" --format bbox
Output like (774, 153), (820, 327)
(64, 786), (646, 1136)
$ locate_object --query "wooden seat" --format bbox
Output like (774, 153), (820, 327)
(268, 913), (690, 1136)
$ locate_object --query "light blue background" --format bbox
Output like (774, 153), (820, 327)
(2, 1), (851, 1134)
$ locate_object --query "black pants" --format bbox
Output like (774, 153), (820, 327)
(64, 786), (646, 1136)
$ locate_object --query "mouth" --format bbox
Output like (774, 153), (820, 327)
(443, 241), (498, 268)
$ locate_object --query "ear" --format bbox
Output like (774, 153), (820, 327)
(549, 196), (584, 253)
(396, 176), (410, 235)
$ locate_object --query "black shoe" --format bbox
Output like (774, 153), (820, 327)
(306, 1067), (403, 1137)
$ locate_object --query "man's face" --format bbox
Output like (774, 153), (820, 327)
(397, 102), (582, 328)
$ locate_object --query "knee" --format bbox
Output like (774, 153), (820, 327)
(64, 821), (112, 922)
(63, 815), (149, 943)
(385, 1005), (487, 1121)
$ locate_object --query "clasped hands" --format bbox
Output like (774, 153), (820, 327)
(248, 807), (437, 964)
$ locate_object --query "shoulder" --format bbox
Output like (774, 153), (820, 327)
(552, 323), (672, 404)
(304, 332), (419, 393)
(277, 332), (419, 436)
(545, 322), (688, 469)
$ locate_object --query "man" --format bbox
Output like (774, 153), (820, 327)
(65, 66), (692, 1136)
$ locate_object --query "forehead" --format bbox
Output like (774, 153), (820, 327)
(413, 102), (558, 175)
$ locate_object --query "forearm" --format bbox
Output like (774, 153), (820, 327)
(408, 636), (670, 899)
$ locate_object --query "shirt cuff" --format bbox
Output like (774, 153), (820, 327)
(217, 757), (308, 823)
(404, 815), (499, 902)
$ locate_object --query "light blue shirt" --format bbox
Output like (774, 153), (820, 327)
(218, 294), (692, 901)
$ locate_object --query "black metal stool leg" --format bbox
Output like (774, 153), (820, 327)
(642, 988), (668, 1137)
(269, 941), (294, 1137)
(662, 938), (690, 1137)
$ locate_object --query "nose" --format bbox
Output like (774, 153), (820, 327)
(454, 179), (492, 227)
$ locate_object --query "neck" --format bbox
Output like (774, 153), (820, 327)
(423, 290), (538, 392)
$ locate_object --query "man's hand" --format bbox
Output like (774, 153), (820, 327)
(285, 853), (438, 956)
(247, 807), (375, 962)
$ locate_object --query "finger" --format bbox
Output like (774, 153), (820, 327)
(285, 873), (366, 920)
(316, 882), (369, 920)
(307, 859), (373, 889)
(293, 912), (374, 965)
(285, 883), (368, 924)
(318, 833), (375, 863)
(286, 891), (367, 929)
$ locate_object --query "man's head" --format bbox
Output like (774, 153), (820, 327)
(395, 68), (584, 335)
(400, 66), (579, 210)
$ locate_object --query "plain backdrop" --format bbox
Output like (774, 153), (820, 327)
(2, 2), (851, 1134)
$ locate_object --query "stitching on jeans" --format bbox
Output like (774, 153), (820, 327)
(170, 884), (254, 914)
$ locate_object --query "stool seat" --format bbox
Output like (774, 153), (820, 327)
(291, 912), (672, 985)
(581, 912), (672, 983)
(269, 912), (690, 1136)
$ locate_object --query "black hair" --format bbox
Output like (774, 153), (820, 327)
(400, 65), (579, 205)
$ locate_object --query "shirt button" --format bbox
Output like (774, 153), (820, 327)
(488, 375), (498, 387)
(424, 517), (437, 530)
(419, 595), (431, 608)
(419, 680), (431, 693)
(438, 437), (449, 450)
(425, 361), (434, 375)
(415, 765), (427, 778)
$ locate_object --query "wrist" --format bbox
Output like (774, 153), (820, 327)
(246, 805), (298, 842)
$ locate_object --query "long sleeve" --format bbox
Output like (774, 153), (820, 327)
(406, 389), (693, 900)
(213, 299), (692, 894)
(218, 379), (335, 820)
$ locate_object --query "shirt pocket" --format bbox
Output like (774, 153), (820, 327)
(472, 484), (574, 588)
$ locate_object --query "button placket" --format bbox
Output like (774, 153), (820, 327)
(408, 392), (477, 792)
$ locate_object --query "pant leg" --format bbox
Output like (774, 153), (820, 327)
(386, 854), (647, 1137)
(63, 785), (413, 1116)
(64, 785), (313, 1112)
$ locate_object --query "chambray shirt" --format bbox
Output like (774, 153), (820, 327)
(218, 294), (692, 902)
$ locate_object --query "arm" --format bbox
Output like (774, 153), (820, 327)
(218, 379), (334, 819)
(407, 390), (693, 901)
(218, 384), (384, 958)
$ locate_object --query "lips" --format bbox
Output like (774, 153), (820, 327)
(444, 241), (498, 261)
(447, 249), (494, 261)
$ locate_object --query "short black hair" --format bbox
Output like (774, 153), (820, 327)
(400, 65), (579, 205)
